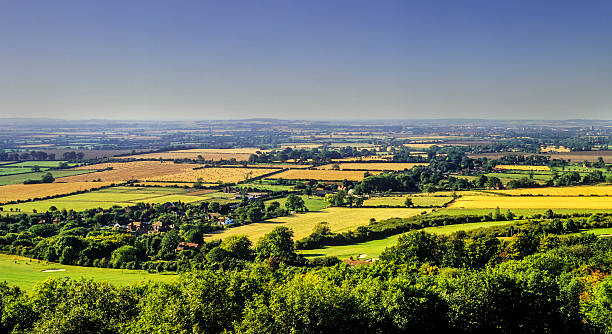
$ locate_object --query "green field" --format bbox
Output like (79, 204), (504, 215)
(5, 161), (76, 168)
(0, 253), (177, 290)
(363, 195), (452, 207)
(238, 181), (294, 191)
(265, 195), (328, 211)
(0, 186), (214, 213)
(0, 169), (96, 185)
(0, 167), (51, 176)
(300, 220), (518, 259)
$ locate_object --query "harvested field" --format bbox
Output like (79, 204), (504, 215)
(267, 169), (380, 181)
(204, 207), (427, 242)
(245, 164), (312, 169)
(494, 165), (551, 171)
(0, 182), (113, 204)
(317, 163), (427, 171)
(448, 195), (612, 209)
(144, 167), (281, 183)
(331, 156), (393, 162)
(64, 161), (195, 182)
(0, 186), (215, 213)
(118, 148), (267, 161)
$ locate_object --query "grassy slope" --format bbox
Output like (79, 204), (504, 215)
(265, 195), (328, 212)
(0, 254), (177, 290)
(300, 220), (517, 259)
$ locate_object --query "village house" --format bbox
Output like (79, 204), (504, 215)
(126, 221), (149, 235)
(176, 242), (200, 252)
(151, 221), (174, 233)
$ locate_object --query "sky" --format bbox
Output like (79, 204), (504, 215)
(1, 0), (611, 120)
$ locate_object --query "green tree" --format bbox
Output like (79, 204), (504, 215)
(285, 194), (306, 212)
(41, 172), (55, 183)
(255, 226), (297, 263)
(220, 235), (253, 260)
(110, 245), (138, 268)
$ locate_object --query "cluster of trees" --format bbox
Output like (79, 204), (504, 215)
(323, 190), (364, 207)
(23, 172), (55, 185)
(4, 224), (612, 332)
(248, 146), (379, 164)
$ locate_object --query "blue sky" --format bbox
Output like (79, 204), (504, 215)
(1, 0), (611, 120)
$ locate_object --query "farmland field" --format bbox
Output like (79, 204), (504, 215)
(0, 254), (177, 290)
(363, 196), (453, 207)
(144, 167), (281, 183)
(0, 169), (96, 185)
(316, 162), (428, 171)
(118, 148), (266, 161)
(331, 155), (394, 162)
(67, 161), (195, 182)
(204, 207), (427, 242)
(494, 165), (551, 171)
(0, 167), (49, 176)
(6, 161), (76, 168)
(300, 220), (517, 259)
(0, 182), (113, 204)
(431, 207), (612, 216)
(264, 195), (328, 211)
(267, 169), (380, 181)
(0, 186), (215, 212)
(449, 195), (612, 209)
(491, 185), (612, 196)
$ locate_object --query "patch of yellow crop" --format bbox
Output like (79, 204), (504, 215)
(541, 145), (571, 153)
(494, 185), (612, 196)
(0, 182), (113, 204)
(145, 167), (280, 183)
(331, 155), (393, 162)
(448, 195), (612, 209)
(65, 161), (195, 182)
(317, 163), (427, 171)
(267, 169), (380, 181)
(494, 165), (551, 171)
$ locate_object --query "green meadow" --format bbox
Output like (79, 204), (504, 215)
(0, 253), (177, 290)
(300, 220), (519, 259)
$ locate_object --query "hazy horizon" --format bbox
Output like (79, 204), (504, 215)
(1, 0), (611, 120)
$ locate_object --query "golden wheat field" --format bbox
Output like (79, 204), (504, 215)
(144, 167), (281, 183)
(266, 169), (381, 181)
(448, 195), (612, 209)
(494, 165), (551, 171)
(492, 185), (612, 196)
(316, 162), (428, 171)
(541, 145), (571, 153)
(331, 155), (393, 162)
(118, 148), (266, 160)
(204, 207), (427, 242)
(64, 161), (195, 182)
(0, 182), (113, 203)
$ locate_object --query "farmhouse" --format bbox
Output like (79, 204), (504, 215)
(176, 242), (200, 252)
